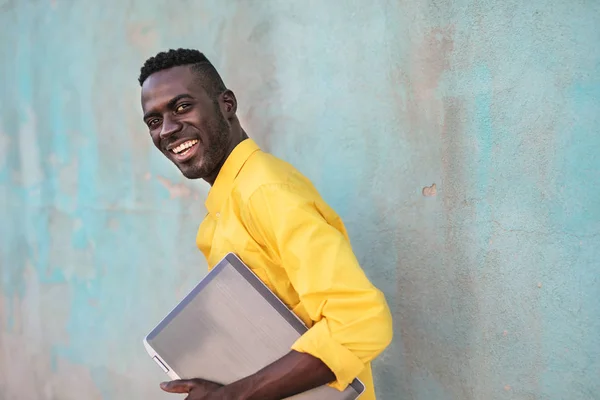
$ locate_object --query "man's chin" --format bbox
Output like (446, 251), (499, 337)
(168, 155), (204, 179)
(179, 166), (204, 180)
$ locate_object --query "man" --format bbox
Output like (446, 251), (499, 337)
(139, 48), (393, 400)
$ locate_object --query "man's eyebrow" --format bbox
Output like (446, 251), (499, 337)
(143, 94), (195, 120)
(167, 94), (194, 109)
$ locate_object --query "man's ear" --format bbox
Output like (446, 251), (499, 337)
(220, 89), (237, 118)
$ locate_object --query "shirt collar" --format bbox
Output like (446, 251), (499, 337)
(205, 138), (260, 214)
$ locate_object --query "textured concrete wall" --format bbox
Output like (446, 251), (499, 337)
(1, 1), (599, 399)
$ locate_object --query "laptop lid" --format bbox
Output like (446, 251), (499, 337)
(144, 253), (365, 399)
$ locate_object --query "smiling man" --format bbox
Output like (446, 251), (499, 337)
(139, 48), (393, 400)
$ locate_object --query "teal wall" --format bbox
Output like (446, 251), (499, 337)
(1, 1), (599, 399)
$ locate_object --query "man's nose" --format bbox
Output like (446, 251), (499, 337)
(160, 116), (181, 139)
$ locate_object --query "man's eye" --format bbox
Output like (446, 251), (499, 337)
(176, 104), (190, 113)
(148, 118), (160, 127)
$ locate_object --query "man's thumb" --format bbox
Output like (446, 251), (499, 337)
(160, 379), (193, 393)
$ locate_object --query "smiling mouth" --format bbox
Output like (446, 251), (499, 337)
(170, 139), (198, 158)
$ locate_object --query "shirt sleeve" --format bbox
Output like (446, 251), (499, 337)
(242, 183), (394, 391)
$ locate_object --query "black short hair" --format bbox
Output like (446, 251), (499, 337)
(138, 48), (227, 98)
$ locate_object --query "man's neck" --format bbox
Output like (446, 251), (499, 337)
(204, 130), (249, 186)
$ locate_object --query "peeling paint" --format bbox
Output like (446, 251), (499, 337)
(422, 183), (437, 197)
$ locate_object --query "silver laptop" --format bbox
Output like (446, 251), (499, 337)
(144, 253), (365, 399)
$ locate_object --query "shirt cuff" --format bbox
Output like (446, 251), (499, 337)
(290, 319), (365, 391)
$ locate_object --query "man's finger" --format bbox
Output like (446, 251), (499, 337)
(160, 380), (195, 393)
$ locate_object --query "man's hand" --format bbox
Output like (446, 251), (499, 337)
(160, 378), (223, 400)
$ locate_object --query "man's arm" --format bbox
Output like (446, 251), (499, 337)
(216, 350), (334, 400)
(242, 183), (394, 391)
(161, 350), (334, 400)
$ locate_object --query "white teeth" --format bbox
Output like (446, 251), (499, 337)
(172, 140), (198, 154)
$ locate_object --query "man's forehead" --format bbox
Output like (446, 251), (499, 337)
(141, 66), (198, 108)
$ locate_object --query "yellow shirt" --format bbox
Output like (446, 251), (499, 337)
(196, 138), (393, 400)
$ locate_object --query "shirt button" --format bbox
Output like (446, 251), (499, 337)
(215, 212), (220, 218)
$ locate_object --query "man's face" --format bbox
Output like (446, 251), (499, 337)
(141, 65), (230, 180)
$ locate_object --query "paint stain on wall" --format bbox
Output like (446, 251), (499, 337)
(412, 26), (456, 100)
(391, 24), (456, 160)
(156, 176), (193, 199)
(422, 183), (437, 197)
(0, 131), (9, 168)
(107, 218), (119, 231)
